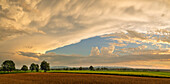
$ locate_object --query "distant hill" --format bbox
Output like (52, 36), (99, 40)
(51, 66), (69, 69)
(50, 66), (130, 69)
(94, 66), (131, 69)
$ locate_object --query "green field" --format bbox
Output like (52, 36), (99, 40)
(0, 70), (44, 74)
(48, 70), (170, 78)
(1, 70), (170, 78)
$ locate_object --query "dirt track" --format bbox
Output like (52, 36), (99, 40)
(0, 73), (170, 84)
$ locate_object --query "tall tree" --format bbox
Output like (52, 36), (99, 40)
(79, 67), (83, 70)
(30, 63), (36, 72)
(21, 65), (28, 71)
(0, 67), (2, 71)
(2, 60), (15, 72)
(40, 60), (50, 72)
(89, 66), (94, 71)
(35, 64), (39, 72)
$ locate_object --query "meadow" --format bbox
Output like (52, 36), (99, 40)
(0, 70), (43, 74)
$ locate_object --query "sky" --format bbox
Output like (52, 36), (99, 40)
(0, 0), (170, 69)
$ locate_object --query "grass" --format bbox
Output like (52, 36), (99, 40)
(0, 70), (44, 74)
(1, 70), (170, 78)
(47, 70), (170, 78)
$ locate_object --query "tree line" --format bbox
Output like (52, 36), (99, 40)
(51, 66), (95, 71)
(0, 60), (50, 72)
(0, 60), (165, 72)
(0, 60), (106, 72)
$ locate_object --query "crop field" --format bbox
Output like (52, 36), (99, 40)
(48, 70), (170, 78)
(0, 73), (170, 84)
(1, 70), (170, 78)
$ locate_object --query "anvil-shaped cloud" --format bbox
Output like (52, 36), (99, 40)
(0, 0), (170, 68)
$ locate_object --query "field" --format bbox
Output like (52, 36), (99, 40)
(1, 70), (170, 78)
(1, 70), (170, 84)
(48, 70), (170, 78)
(0, 73), (170, 84)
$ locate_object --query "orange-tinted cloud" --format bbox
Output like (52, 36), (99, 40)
(0, 0), (170, 68)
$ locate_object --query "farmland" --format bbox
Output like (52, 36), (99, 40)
(0, 73), (170, 84)
(48, 70), (170, 78)
(1, 70), (170, 78)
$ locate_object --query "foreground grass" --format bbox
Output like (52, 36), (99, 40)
(48, 70), (170, 78)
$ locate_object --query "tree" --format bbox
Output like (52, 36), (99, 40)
(79, 67), (83, 70)
(96, 68), (100, 71)
(2, 60), (15, 72)
(30, 63), (36, 72)
(40, 60), (50, 72)
(0, 67), (2, 71)
(21, 65), (28, 71)
(89, 66), (94, 71)
(35, 64), (39, 72)
(30, 63), (39, 72)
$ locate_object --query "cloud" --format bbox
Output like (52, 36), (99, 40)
(105, 30), (170, 46)
(89, 45), (115, 56)
(114, 60), (170, 69)
(127, 30), (147, 40)
(0, 51), (39, 68)
(0, 0), (169, 53)
(0, 0), (44, 41)
(109, 43), (127, 47)
(19, 51), (170, 67)
(100, 45), (115, 56)
(18, 51), (41, 57)
(0, 0), (170, 68)
(90, 47), (100, 56)
(114, 44), (170, 56)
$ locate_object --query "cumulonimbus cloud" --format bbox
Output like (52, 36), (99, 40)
(0, 0), (170, 68)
